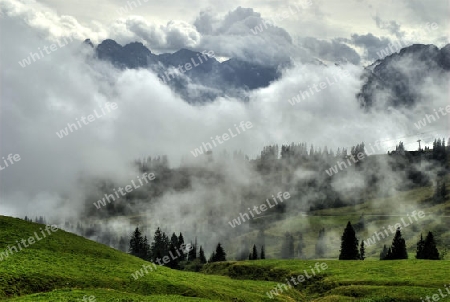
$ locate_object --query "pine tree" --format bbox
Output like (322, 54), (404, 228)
(129, 227), (149, 260)
(422, 231), (440, 260)
(178, 233), (186, 261)
(359, 241), (365, 260)
(150, 227), (167, 262)
(385, 228), (408, 260)
(188, 238), (197, 261)
(211, 243), (226, 262)
(251, 244), (258, 260)
(260, 245), (265, 259)
(142, 236), (150, 260)
(416, 233), (425, 259)
(171, 233), (179, 248)
(167, 242), (180, 269)
(199, 246), (207, 264)
(339, 222), (360, 260)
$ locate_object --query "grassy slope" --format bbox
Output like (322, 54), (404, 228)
(0, 216), (302, 302)
(1, 178), (449, 301)
(202, 259), (450, 301)
(231, 177), (450, 260)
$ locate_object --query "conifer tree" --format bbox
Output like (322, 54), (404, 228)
(129, 227), (149, 260)
(210, 243), (226, 262)
(339, 222), (360, 260)
(251, 244), (258, 260)
(167, 242), (180, 269)
(359, 241), (365, 260)
(150, 227), (167, 262)
(188, 238), (197, 261)
(199, 246), (207, 264)
(422, 231), (440, 260)
(178, 233), (186, 261)
(260, 245), (265, 259)
(416, 233), (425, 259)
(385, 228), (407, 260)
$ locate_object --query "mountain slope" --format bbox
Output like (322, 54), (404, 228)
(0, 216), (302, 301)
(90, 39), (283, 103)
(358, 43), (450, 109)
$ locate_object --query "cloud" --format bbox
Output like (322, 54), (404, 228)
(299, 37), (361, 65)
(348, 33), (392, 62)
(1, 0), (449, 253)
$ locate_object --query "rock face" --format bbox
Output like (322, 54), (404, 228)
(92, 39), (282, 103)
(357, 44), (450, 109)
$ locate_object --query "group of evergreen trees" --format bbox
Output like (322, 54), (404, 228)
(248, 244), (265, 260)
(431, 138), (448, 161)
(416, 232), (440, 260)
(339, 222), (442, 261)
(23, 216), (47, 224)
(380, 228), (408, 260)
(128, 227), (227, 270)
(279, 232), (307, 259)
(433, 180), (447, 204)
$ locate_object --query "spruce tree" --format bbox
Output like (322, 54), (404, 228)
(167, 242), (180, 269)
(150, 227), (167, 262)
(199, 246), (207, 264)
(422, 231), (440, 260)
(129, 227), (149, 260)
(386, 228), (408, 260)
(359, 241), (365, 260)
(170, 233), (179, 249)
(416, 233), (425, 259)
(212, 243), (226, 262)
(339, 222), (360, 260)
(142, 236), (150, 260)
(188, 240), (197, 261)
(260, 245), (265, 259)
(252, 244), (258, 260)
(178, 233), (186, 261)
(129, 228), (142, 256)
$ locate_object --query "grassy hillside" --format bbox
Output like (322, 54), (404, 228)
(1, 215), (449, 301)
(228, 179), (450, 260)
(0, 216), (302, 301)
(203, 259), (450, 301)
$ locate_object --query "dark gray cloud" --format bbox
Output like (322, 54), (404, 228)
(349, 33), (392, 61)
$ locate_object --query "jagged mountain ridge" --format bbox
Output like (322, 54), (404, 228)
(358, 43), (450, 109)
(88, 39), (450, 107)
(88, 39), (283, 103)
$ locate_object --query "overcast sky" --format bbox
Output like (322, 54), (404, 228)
(0, 0), (449, 218)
